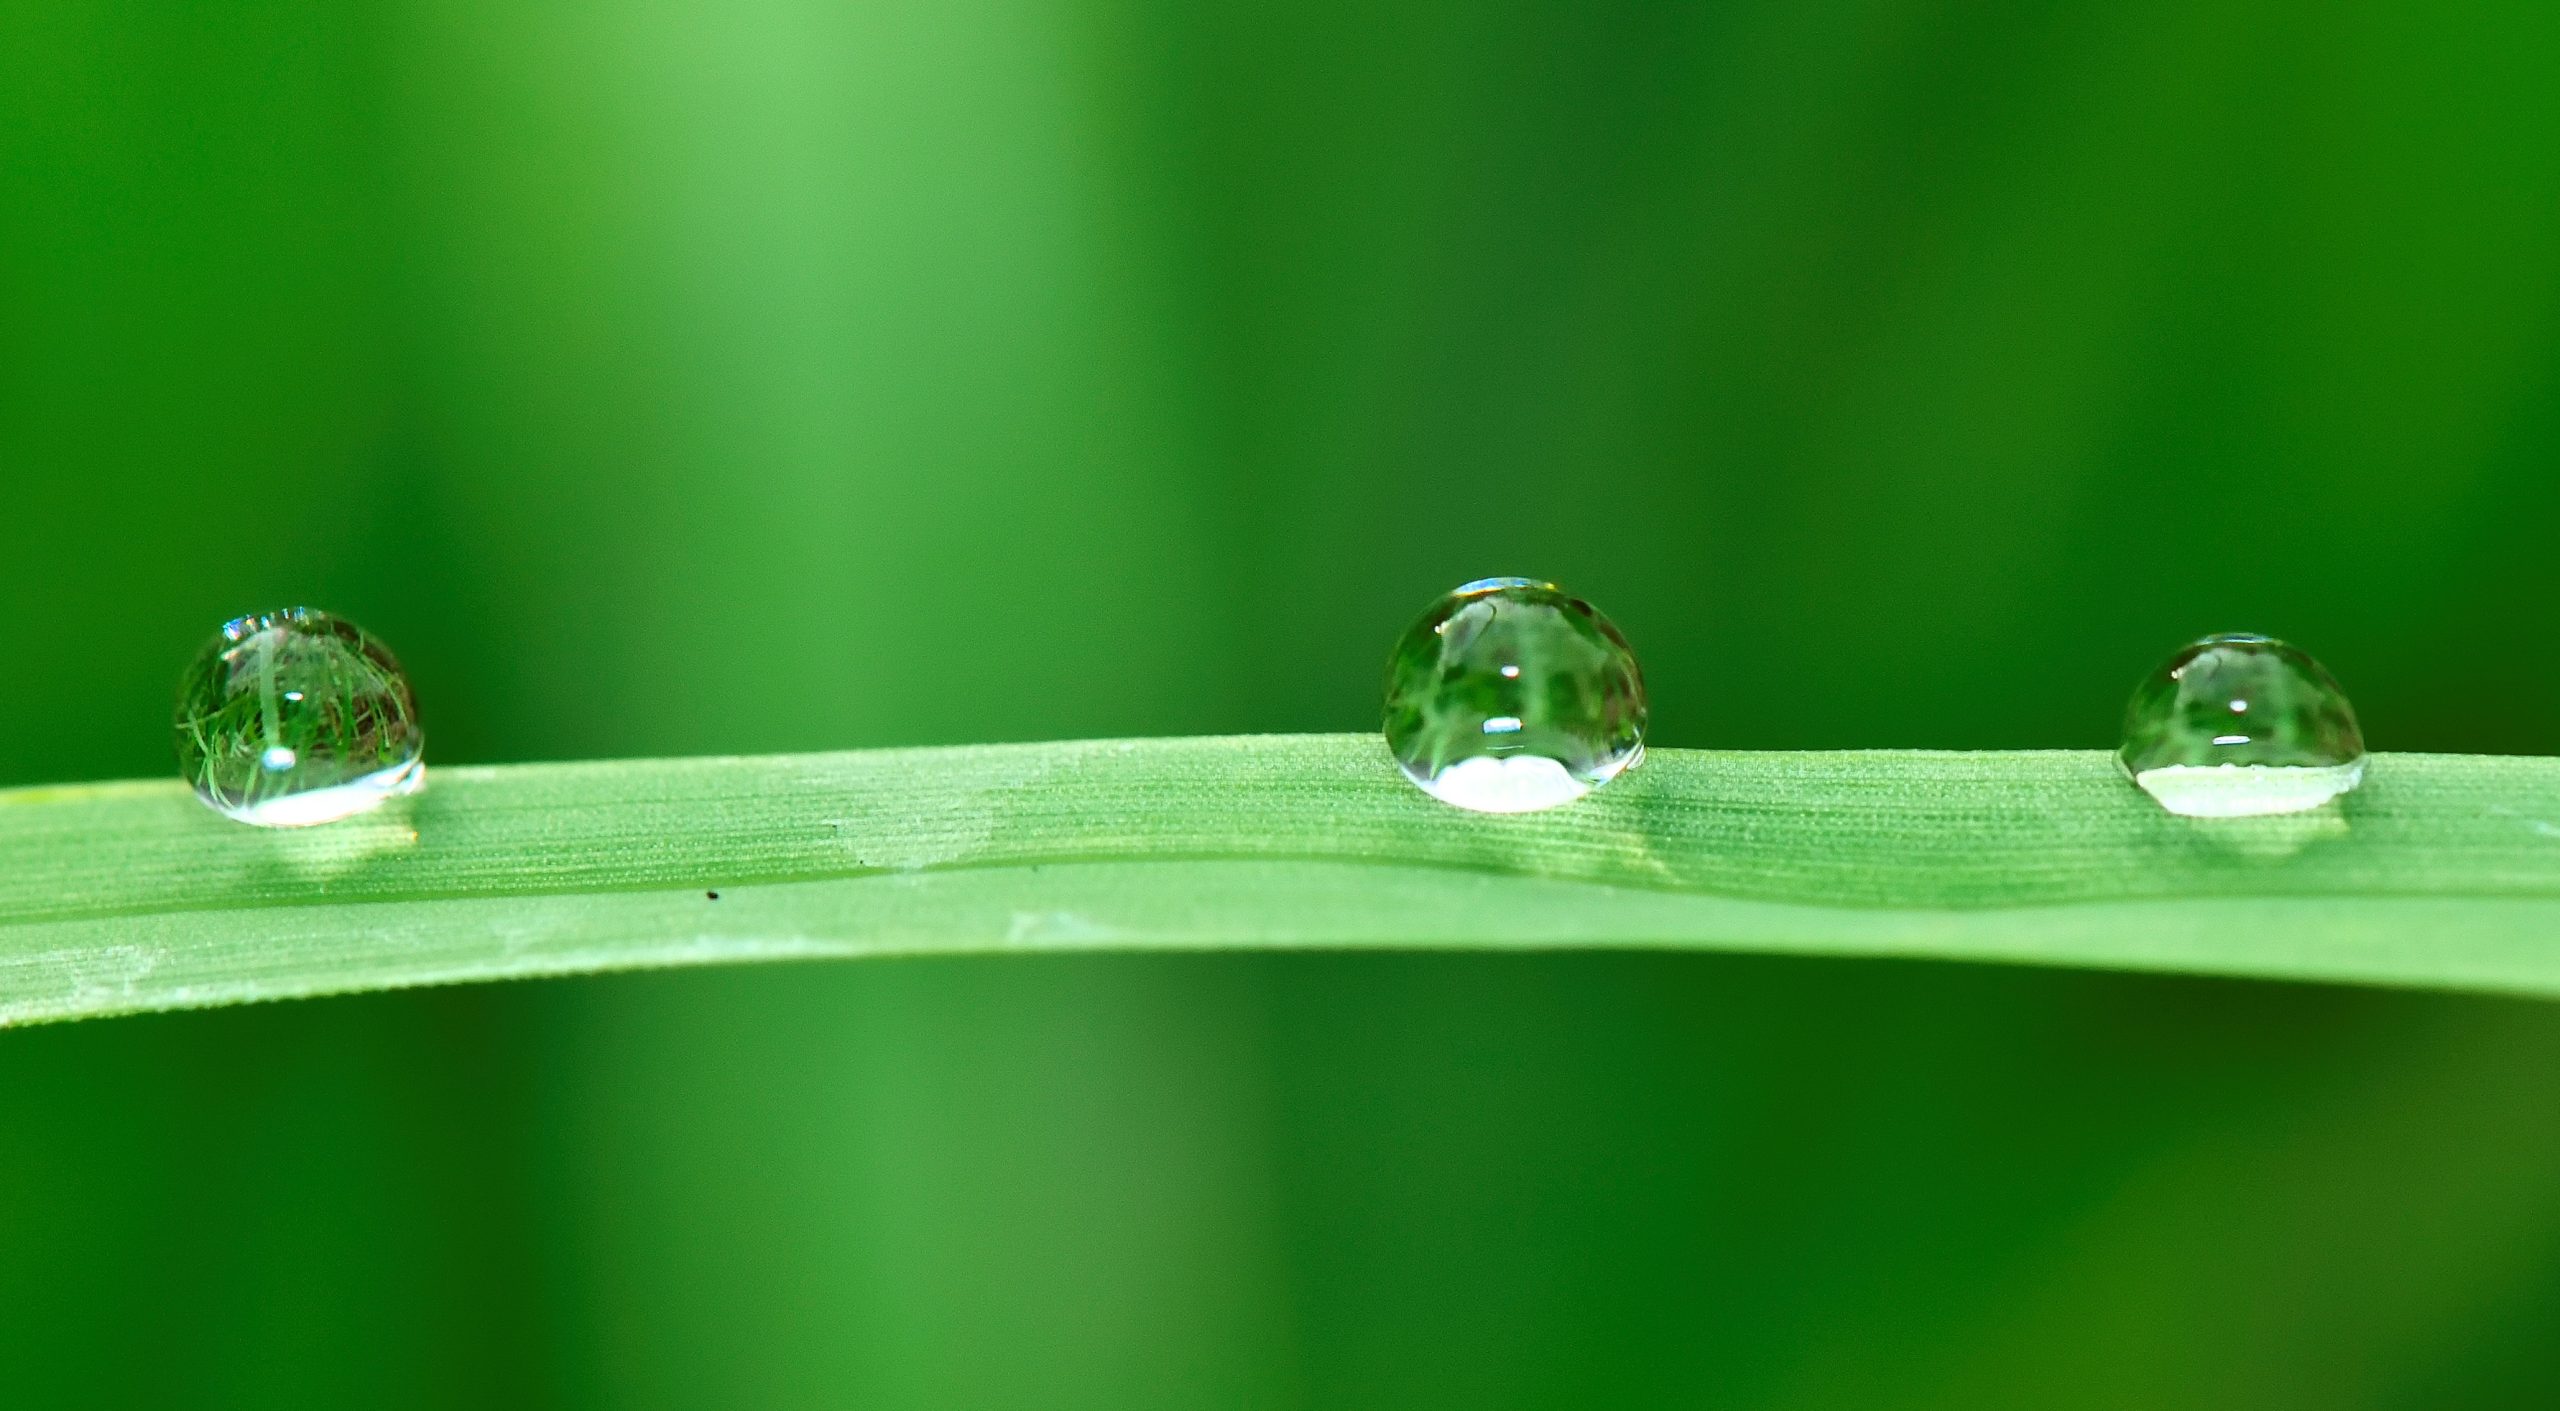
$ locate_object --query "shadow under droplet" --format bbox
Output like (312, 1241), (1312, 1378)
(2181, 802), (2352, 862)
(256, 794), (424, 882)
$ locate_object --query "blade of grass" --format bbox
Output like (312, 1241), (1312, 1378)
(5, 734), (2560, 1027)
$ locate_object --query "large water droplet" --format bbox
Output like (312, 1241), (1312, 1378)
(175, 608), (425, 827)
(2120, 633), (2365, 818)
(1383, 578), (1647, 813)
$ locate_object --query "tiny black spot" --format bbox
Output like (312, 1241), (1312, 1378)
(706, 891), (721, 901)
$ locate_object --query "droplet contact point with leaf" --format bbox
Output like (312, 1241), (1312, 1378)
(175, 608), (425, 828)
(2120, 633), (2366, 819)
(1383, 578), (1648, 814)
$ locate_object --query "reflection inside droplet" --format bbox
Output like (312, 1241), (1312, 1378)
(1382, 579), (1648, 815)
(175, 607), (426, 828)
(2120, 634), (2365, 819)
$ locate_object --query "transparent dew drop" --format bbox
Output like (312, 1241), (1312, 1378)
(175, 607), (425, 827)
(1383, 578), (1647, 813)
(2119, 633), (2366, 818)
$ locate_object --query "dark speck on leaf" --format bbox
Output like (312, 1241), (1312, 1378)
(706, 891), (721, 901)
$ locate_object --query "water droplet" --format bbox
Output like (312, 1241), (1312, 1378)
(1383, 578), (1647, 813)
(175, 607), (425, 827)
(2120, 633), (2365, 818)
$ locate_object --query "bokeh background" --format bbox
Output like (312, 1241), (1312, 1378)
(7, 0), (2560, 1405)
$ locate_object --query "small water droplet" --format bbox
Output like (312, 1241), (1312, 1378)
(2120, 633), (2365, 818)
(1383, 578), (1647, 813)
(175, 607), (425, 827)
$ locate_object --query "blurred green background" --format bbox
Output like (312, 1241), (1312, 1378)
(7, 0), (2560, 1404)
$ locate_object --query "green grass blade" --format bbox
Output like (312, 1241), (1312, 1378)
(5, 734), (2560, 1026)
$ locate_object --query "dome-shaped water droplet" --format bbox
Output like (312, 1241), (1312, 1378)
(175, 608), (424, 827)
(1383, 578), (1647, 813)
(2120, 633), (2365, 818)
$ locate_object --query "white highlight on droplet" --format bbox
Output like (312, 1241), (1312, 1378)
(224, 756), (426, 828)
(2131, 759), (2366, 819)
(1415, 755), (1591, 814)
(1482, 716), (1523, 734)
(261, 746), (299, 772)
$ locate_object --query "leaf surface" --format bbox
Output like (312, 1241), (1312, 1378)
(6, 735), (2559, 1026)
